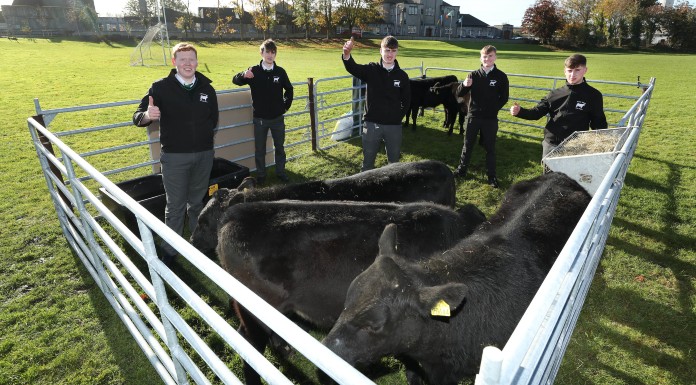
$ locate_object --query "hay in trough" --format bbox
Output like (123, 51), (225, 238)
(550, 130), (624, 157)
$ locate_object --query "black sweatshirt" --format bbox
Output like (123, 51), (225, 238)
(457, 64), (509, 119)
(516, 79), (608, 145)
(342, 55), (411, 125)
(232, 61), (294, 119)
(133, 69), (219, 153)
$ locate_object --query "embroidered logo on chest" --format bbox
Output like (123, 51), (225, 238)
(489, 80), (497, 86)
(575, 101), (586, 110)
(273, 76), (280, 83)
(200, 93), (209, 102)
(393, 80), (401, 87)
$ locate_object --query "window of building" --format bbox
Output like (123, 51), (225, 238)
(408, 6), (418, 15)
(425, 8), (434, 16)
(408, 25), (417, 34)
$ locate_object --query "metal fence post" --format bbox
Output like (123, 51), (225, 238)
(352, 76), (362, 136)
(307, 77), (317, 151)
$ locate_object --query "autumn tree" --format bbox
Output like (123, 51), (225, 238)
(660, 2), (696, 51)
(335, 0), (380, 34)
(125, 0), (187, 27)
(316, 0), (335, 39)
(229, 0), (246, 39)
(522, 0), (565, 44)
(294, 0), (315, 38)
(559, 0), (599, 45)
(174, 0), (196, 39)
(250, 0), (276, 39)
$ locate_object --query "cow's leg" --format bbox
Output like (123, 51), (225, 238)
(458, 111), (466, 135)
(234, 301), (269, 385)
(418, 106), (425, 117)
(411, 108), (418, 130)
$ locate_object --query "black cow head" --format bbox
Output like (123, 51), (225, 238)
(323, 224), (468, 367)
(190, 177), (256, 255)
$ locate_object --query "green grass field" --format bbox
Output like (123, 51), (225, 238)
(0, 37), (694, 385)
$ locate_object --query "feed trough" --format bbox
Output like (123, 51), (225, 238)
(542, 127), (630, 196)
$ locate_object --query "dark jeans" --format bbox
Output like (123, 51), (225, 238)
(254, 116), (286, 177)
(160, 149), (214, 256)
(542, 139), (558, 159)
(361, 121), (402, 171)
(458, 117), (498, 177)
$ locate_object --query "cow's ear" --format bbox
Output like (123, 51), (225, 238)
(237, 177), (256, 191)
(418, 283), (469, 318)
(378, 223), (398, 256)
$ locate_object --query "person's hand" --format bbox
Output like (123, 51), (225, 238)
(145, 96), (160, 121)
(510, 102), (520, 116)
(243, 67), (254, 79)
(343, 37), (354, 60)
(463, 73), (473, 87)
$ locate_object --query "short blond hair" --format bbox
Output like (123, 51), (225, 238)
(172, 42), (197, 59)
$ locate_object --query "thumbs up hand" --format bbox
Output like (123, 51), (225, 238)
(463, 73), (473, 87)
(343, 37), (354, 60)
(145, 95), (161, 121)
(510, 102), (521, 116)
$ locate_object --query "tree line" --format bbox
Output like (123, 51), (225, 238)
(123, 0), (382, 40)
(523, 0), (696, 51)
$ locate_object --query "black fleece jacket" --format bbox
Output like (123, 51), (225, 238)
(457, 64), (509, 119)
(342, 55), (411, 125)
(516, 79), (608, 145)
(232, 61), (293, 119)
(133, 69), (219, 153)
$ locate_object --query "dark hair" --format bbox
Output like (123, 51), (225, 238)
(481, 45), (497, 54)
(565, 54), (587, 68)
(260, 39), (277, 54)
(381, 36), (399, 49)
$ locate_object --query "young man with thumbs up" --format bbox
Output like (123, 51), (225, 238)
(454, 45), (509, 188)
(133, 42), (219, 264)
(342, 36), (411, 172)
(510, 54), (607, 158)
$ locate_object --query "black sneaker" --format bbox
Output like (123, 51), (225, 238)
(488, 176), (500, 188)
(454, 166), (467, 178)
(278, 174), (289, 183)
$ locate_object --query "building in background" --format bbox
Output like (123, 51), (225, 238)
(1, 0), (97, 36)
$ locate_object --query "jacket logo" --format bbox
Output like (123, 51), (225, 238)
(575, 101), (586, 110)
(273, 76), (280, 83)
(394, 80), (401, 87)
(489, 80), (497, 86)
(200, 93), (209, 102)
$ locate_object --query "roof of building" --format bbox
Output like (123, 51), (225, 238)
(460, 14), (489, 27)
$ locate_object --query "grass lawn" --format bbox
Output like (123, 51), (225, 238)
(0, 37), (694, 385)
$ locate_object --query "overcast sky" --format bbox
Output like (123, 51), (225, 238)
(0, 0), (534, 27)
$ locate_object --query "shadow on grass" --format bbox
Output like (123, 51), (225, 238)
(559, 152), (696, 385)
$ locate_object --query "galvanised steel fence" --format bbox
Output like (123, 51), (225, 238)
(28, 71), (654, 385)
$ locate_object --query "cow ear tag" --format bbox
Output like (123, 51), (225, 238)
(208, 183), (219, 196)
(431, 299), (451, 317)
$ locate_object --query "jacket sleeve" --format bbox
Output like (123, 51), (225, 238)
(498, 74), (510, 111)
(516, 93), (552, 121)
(342, 55), (369, 82)
(589, 92), (608, 130)
(232, 68), (251, 86)
(132, 87), (155, 127)
(283, 69), (294, 112)
(400, 73), (411, 119)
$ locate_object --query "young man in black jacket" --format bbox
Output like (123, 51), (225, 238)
(342, 36), (411, 172)
(233, 39), (294, 184)
(454, 45), (509, 188)
(510, 53), (608, 158)
(133, 42), (219, 263)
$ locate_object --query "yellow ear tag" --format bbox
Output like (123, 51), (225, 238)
(430, 299), (451, 317)
(208, 183), (219, 196)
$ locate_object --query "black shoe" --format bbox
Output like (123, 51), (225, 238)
(488, 176), (500, 188)
(454, 166), (467, 178)
(277, 174), (289, 183)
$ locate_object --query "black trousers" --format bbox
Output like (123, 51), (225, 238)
(458, 117), (498, 178)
